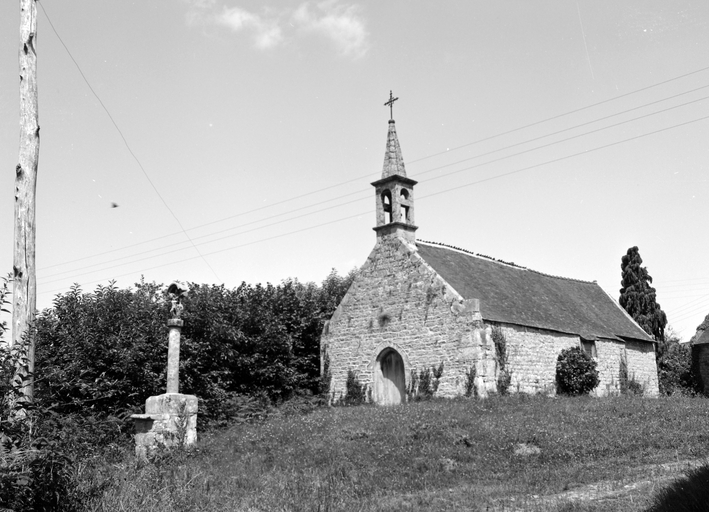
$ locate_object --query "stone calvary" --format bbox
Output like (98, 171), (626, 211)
(131, 282), (198, 459)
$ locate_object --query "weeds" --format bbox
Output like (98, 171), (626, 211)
(493, 326), (512, 395)
(619, 355), (643, 396)
(85, 394), (709, 511)
(465, 365), (477, 398)
(407, 363), (444, 401)
(343, 370), (366, 405)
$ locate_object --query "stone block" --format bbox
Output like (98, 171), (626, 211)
(131, 393), (198, 461)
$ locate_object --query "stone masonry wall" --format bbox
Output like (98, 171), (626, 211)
(322, 234), (498, 402)
(494, 323), (578, 395)
(496, 325), (658, 397)
(625, 340), (659, 396)
(594, 338), (625, 396)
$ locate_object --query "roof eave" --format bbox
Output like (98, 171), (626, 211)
(483, 316), (654, 344)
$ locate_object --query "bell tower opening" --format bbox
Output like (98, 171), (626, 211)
(400, 188), (410, 223)
(382, 190), (393, 224)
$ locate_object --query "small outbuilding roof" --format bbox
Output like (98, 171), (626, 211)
(416, 241), (653, 343)
(690, 314), (709, 345)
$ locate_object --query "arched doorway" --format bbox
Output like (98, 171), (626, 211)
(374, 348), (406, 405)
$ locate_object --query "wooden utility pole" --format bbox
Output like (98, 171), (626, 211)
(13, 0), (39, 400)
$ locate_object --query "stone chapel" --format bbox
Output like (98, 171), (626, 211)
(321, 113), (659, 405)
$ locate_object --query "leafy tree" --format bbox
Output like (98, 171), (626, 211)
(34, 280), (168, 416)
(31, 268), (358, 426)
(619, 246), (667, 341)
(1, 278), (107, 510)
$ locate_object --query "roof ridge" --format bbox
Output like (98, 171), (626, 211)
(417, 239), (597, 285)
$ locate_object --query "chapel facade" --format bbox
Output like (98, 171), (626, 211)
(321, 114), (659, 405)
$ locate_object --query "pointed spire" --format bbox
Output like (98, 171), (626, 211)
(382, 120), (407, 178)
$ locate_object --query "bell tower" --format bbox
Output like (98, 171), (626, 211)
(372, 92), (418, 243)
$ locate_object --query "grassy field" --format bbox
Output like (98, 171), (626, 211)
(84, 394), (709, 511)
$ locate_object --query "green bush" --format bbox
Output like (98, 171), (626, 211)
(0, 278), (110, 511)
(33, 269), (356, 428)
(656, 334), (696, 395)
(556, 346), (599, 396)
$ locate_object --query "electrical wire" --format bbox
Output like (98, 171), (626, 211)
(38, 84), (709, 280)
(38, 67), (709, 273)
(38, 1), (222, 282)
(31, 5), (709, 298)
(38, 111), (709, 293)
(39, 94), (709, 284)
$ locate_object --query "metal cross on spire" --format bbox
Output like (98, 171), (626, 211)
(384, 90), (399, 121)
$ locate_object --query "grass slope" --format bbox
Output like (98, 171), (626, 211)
(88, 394), (709, 511)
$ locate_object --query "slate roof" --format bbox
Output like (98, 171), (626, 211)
(690, 314), (709, 345)
(416, 241), (653, 343)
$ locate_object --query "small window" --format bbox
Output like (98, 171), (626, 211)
(581, 340), (597, 359)
(400, 188), (410, 200)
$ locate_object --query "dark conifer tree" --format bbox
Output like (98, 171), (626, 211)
(619, 246), (667, 341)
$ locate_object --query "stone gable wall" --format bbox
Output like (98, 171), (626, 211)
(322, 235), (498, 402)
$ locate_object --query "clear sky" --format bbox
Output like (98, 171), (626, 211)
(1, 0), (708, 339)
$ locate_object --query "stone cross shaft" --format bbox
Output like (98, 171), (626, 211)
(166, 318), (183, 394)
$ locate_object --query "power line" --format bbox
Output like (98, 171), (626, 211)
(39, 103), (709, 284)
(38, 84), (709, 279)
(39, 193), (370, 284)
(38, 189), (369, 279)
(40, 210), (368, 296)
(38, 1), (222, 282)
(38, 66), (709, 273)
(405, 65), (709, 165)
(662, 276), (709, 284)
(666, 293), (709, 316)
(30, 8), (709, 290)
(38, 112), (709, 293)
(668, 304), (709, 325)
(421, 94), (709, 186)
(418, 114), (709, 200)
(415, 86), (709, 181)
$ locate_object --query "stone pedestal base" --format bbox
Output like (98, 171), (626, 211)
(131, 393), (198, 461)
